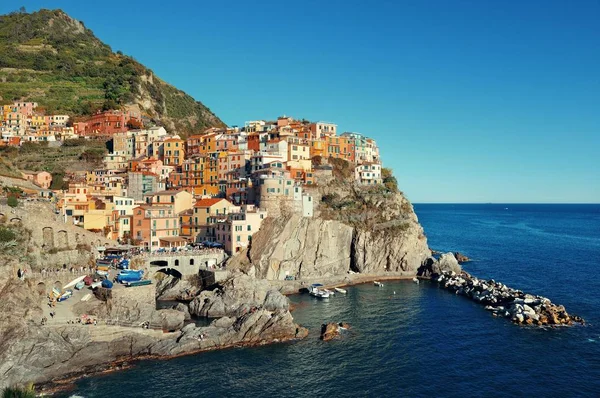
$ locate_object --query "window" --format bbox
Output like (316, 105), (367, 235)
(237, 235), (241, 242)
(247, 225), (251, 231)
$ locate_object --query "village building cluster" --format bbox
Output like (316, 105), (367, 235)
(1, 105), (384, 254)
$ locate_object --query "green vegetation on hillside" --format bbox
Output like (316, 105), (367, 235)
(0, 8), (224, 134)
(0, 139), (107, 174)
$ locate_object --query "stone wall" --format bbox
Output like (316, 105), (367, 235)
(0, 202), (115, 270)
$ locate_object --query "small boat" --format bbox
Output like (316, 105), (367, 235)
(91, 281), (102, 289)
(57, 289), (73, 302)
(374, 281), (384, 287)
(308, 283), (324, 295)
(314, 290), (330, 299)
(96, 270), (108, 277)
(75, 281), (85, 290)
(334, 287), (347, 294)
(412, 277), (420, 284)
(126, 279), (152, 287)
(324, 289), (335, 296)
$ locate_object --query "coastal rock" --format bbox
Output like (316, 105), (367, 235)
(436, 253), (461, 274)
(454, 252), (471, 263)
(0, 277), (307, 391)
(189, 273), (289, 318)
(263, 289), (289, 312)
(320, 322), (340, 341)
(237, 184), (430, 281)
(417, 253), (461, 278)
(172, 303), (191, 321)
(153, 309), (185, 331)
(248, 215), (354, 279)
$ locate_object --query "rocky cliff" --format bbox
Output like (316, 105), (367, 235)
(235, 164), (431, 281)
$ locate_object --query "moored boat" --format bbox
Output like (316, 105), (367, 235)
(126, 279), (152, 287)
(334, 287), (347, 294)
(412, 277), (420, 284)
(374, 281), (384, 287)
(308, 283), (324, 294)
(57, 289), (73, 302)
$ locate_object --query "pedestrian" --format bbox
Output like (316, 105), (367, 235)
(50, 311), (55, 319)
(17, 268), (22, 280)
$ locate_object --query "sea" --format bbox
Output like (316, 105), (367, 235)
(61, 204), (600, 397)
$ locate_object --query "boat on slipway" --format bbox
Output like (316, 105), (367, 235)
(308, 283), (330, 299)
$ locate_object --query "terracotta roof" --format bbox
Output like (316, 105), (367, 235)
(194, 198), (226, 207)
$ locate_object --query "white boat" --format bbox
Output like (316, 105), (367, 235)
(91, 281), (102, 289)
(324, 288), (335, 295)
(334, 287), (347, 294)
(412, 277), (420, 284)
(315, 290), (330, 299)
(374, 281), (384, 287)
(308, 283), (324, 295)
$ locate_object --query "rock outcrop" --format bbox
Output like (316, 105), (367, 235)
(189, 273), (289, 318)
(0, 274), (306, 391)
(241, 178), (430, 281)
(454, 252), (470, 263)
(416, 252), (461, 278)
(248, 215), (354, 280)
(320, 322), (341, 341)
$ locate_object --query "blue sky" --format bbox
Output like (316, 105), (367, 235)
(3, 1), (599, 203)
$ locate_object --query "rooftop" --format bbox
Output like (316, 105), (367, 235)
(194, 198), (227, 207)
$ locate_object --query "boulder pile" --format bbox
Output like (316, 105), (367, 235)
(435, 271), (584, 326)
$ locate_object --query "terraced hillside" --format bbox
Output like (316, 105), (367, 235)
(0, 8), (224, 135)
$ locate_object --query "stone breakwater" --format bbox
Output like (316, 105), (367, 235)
(434, 271), (585, 326)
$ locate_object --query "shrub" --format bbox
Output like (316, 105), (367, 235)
(0, 226), (17, 242)
(7, 195), (18, 208)
(2, 385), (36, 398)
(383, 176), (398, 192)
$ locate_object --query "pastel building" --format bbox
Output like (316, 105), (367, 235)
(131, 204), (179, 248)
(354, 163), (382, 185)
(208, 205), (267, 253)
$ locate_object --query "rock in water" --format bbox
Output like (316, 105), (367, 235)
(320, 322), (340, 341)
(454, 252), (471, 263)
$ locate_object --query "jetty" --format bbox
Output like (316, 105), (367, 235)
(434, 270), (584, 326)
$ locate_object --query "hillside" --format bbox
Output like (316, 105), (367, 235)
(0, 8), (225, 135)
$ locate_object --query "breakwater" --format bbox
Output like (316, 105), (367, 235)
(434, 270), (584, 326)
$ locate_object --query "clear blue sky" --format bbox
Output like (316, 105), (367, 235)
(3, 1), (599, 203)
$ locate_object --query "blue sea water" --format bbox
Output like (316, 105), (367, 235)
(61, 204), (600, 397)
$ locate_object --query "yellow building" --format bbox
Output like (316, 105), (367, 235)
(162, 138), (185, 166)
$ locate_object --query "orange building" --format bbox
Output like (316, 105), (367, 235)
(162, 138), (185, 166)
